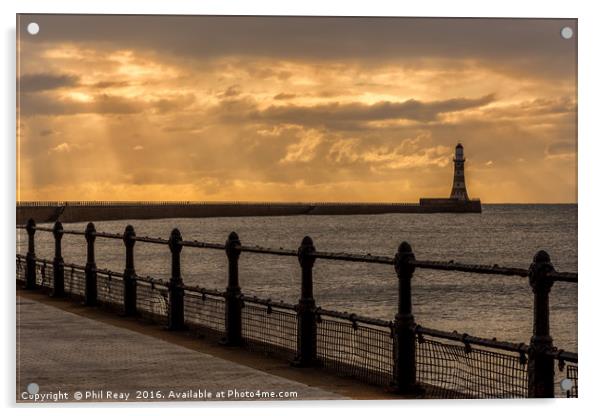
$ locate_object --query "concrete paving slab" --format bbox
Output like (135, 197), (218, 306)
(16, 296), (348, 403)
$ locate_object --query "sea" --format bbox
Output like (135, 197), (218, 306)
(17, 204), (578, 351)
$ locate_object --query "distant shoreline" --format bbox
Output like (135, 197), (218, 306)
(16, 200), (483, 224)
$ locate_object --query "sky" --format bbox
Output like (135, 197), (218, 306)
(17, 15), (577, 203)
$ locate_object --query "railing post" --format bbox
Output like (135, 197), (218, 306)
(528, 250), (556, 398)
(84, 222), (98, 306)
(51, 221), (65, 297)
(221, 231), (243, 346)
(292, 236), (317, 367)
(390, 242), (422, 394)
(25, 218), (36, 290)
(167, 228), (185, 330)
(122, 225), (137, 316)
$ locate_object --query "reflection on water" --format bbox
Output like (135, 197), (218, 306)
(17, 204), (577, 350)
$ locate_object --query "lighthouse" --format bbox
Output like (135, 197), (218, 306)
(449, 143), (470, 201)
(419, 142), (481, 211)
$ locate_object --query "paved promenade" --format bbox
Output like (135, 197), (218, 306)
(16, 296), (347, 403)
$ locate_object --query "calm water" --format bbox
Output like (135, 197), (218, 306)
(17, 204), (578, 351)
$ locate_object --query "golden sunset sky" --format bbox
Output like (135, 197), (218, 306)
(17, 15), (577, 203)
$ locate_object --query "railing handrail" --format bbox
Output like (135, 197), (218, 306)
(17, 253), (578, 364)
(17, 217), (579, 398)
(19, 225), (578, 283)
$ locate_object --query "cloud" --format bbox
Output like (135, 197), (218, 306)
(20, 92), (195, 117)
(325, 133), (449, 170)
(547, 141), (575, 155)
(280, 129), (324, 163)
(254, 94), (495, 126)
(89, 80), (131, 89)
(479, 97), (576, 119)
(50, 142), (71, 153)
(545, 140), (576, 160)
(151, 94), (196, 114)
(39, 129), (55, 137)
(218, 85), (241, 99)
(20, 93), (143, 116)
(20, 15), (576, 79)
(19, 73), (79, 92)
(273, 93), (296, 100)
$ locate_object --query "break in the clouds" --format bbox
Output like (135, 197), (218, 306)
(16, 15), (577, 202)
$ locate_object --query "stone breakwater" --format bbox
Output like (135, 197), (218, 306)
(16, 200), (482, 224)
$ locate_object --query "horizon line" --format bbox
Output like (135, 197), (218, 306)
(15, 200), (577, 205)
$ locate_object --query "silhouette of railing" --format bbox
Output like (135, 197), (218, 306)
(16, 219), (578, 398)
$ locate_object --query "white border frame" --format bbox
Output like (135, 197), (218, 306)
(2, 1), (601, 414)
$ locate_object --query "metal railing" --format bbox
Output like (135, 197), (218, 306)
(16, 218), (578, 398)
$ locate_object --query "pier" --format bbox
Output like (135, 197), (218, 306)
(16, 199), (482, 225)
(16, 218), (577, 400)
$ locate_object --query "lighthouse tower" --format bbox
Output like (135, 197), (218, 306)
(450, 143), (470, 201)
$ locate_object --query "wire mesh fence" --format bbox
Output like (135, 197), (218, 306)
(241, 302), (297, 359)
(36, 261), (54, 289)
(136, 281), (169, 325)
(317, 315), (394, 386)
(566, 364), (578, 398)
(64, 266), (86, 297)
(16, 254), (577, 398)
(415, 335), (528, 398)
(16, 258), (24, 281)
(183, 290), (226, 336)
(96, 271), (125, 308)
